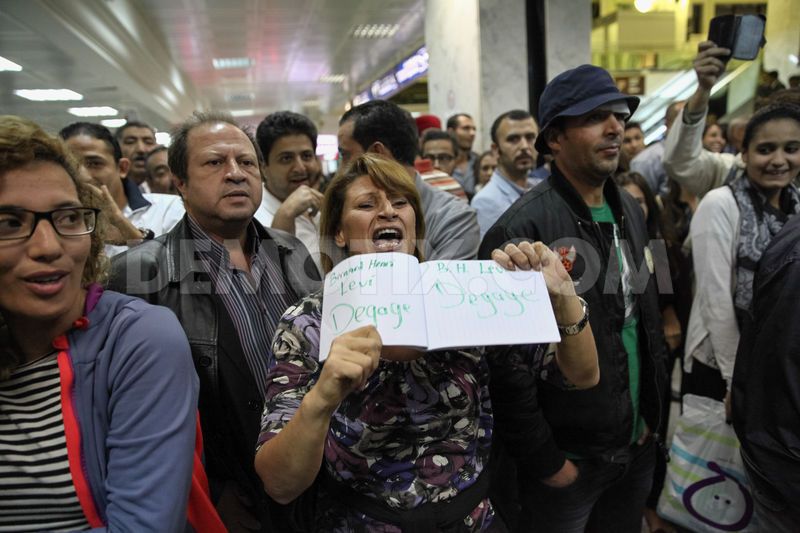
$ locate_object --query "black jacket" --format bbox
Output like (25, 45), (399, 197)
(479, 165), (668, 478)
(108, 216), (321, 529)
(733, 214), (800, 510)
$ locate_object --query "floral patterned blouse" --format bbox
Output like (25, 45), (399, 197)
(258, 290), (546, 532)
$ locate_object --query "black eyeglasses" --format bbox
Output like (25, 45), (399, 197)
(422, 153), (455, 163)
(0, 207), (100, 241)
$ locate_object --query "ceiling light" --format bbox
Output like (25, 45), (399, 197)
(320, 74), (346, 83)
(155, 132), (171, 146)
(0, 55), (22, 72)
(68, 106), (118, 117)
(212, 57), (253, 70)
(14, 89), (83, 101)
(634, 0), (655, 13)
(230, 109), (255, 117)
(351, 24), (399, 39)
(100, 118), (127, 128)
(227, 92), (255, 103)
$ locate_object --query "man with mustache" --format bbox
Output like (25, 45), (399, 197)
(108, 112), (321, 531)
(255, 111), (324, 271)
(480, 65), (668, 533)
(116, 120), (157, 192)
(471, 110), (539, 237)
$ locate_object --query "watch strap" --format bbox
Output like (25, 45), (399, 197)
(557, 296), (589, 336)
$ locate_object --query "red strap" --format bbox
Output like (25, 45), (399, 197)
(57, 320), (224, 531)
(186, 414), (227, 532)
(57, 341), (104, 528)
(71, 317), (90, 330)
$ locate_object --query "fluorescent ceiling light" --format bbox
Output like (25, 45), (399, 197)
(14, 89), (83, 101)
(320, 74), (345, 84)
(0, 55), (22, 72)
(351, 24), (399, 39)
(320, 74), (346, 83)
(230, 109), (255, 117)
(100, 118), (127, 128)
(68, 106), (118, 117)
(212, 57), (253, 70)
(155, 132), (171, 146)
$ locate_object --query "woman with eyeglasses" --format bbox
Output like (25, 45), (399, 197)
(0, 116), (222, 531)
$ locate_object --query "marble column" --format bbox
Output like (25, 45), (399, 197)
(478, 0), (530, 149)
(544, 0), (592, 82)
(425, 0), (592, 152)
(425, 0), (484, 148)
(425, 0), (529, 152)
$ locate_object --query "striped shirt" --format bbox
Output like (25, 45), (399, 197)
(420, 169), (469, 201)
(187, 216), (298, 396)
(0, 353), (90, 531)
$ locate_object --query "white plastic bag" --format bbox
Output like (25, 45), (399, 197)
(657, 394), (758, 532)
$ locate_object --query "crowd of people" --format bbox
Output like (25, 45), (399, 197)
(1, 39), (799, 533)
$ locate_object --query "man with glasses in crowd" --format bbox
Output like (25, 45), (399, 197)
(419, 129), (468, 200)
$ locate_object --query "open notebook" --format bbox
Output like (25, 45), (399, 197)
(319, 253), (561, 360)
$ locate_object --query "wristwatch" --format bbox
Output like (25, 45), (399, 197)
(138, 227), (155, 241)
(557, 296), (589, 336)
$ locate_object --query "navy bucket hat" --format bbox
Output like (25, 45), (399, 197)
(535, 64), (640, 154)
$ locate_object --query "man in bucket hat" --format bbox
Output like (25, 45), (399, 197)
(480, 65), (668, 532)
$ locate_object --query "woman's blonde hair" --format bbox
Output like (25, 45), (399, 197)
(319, 153), (425, 273)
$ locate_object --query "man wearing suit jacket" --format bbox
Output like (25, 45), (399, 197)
(109, 111), (320, 531)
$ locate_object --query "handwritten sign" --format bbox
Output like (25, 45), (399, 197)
(318, 253), (560, 359)
(319, 253), (427, 359)
(419, 260), (560, 350)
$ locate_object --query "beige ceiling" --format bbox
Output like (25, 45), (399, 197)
(0, 0), (425, 135)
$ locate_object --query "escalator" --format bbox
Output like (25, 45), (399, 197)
(632, 59), (760, 144)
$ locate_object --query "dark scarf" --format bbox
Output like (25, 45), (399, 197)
(728, 176), (800, 324)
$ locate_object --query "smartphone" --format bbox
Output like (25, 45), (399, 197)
(708, 14), (766, 61)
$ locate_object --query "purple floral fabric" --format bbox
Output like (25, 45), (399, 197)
(258, 291), (501, 532)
